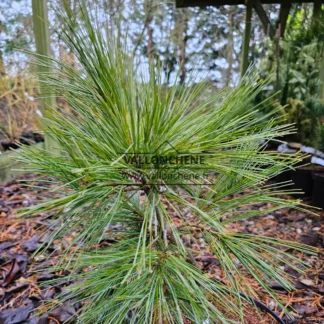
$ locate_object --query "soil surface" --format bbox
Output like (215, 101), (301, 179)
(0, 175), (323, 323)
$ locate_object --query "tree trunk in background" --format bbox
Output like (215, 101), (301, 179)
(145, 0), (154, 57)
(179, 9), (189, 85)
(225, 8), (234, 87)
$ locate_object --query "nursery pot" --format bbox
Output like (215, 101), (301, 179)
(275, 143), (298, 185)
(275, 143), (313, 197)
(275, 169), (292, 185)
(276, 166), (314, 198)
(311, 172), (324, 209)
(291, 167), (313, 198)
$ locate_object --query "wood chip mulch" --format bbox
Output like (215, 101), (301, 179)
(0, 175), (323, 323)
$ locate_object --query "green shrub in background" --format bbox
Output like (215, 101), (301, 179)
(256, 12), (324, 147)
(284, 97), (323, 146)
(315, 119), (324, 152)
(18, 4), (317, 323)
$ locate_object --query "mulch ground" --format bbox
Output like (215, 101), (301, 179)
(0, 175), (323, 324)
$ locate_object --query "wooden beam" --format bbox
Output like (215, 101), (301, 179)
(253, 0), (275, 38)
(241, 0), (253, 77)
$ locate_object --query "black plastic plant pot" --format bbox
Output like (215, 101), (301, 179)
(0, 141), (20, 151)
(275, 170), (292, 186)
(291, 168), (313, 198)
(312, 172), (324, 209)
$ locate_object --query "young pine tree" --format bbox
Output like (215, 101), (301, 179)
(18, 4), (316, 323)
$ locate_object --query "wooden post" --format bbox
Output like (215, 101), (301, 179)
(312, 0), (322, 24)
(32, 0), (55, 150)
(241, 0), (253, 78)
(278, 0), (291, 38)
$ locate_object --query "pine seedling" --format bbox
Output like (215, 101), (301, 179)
(18, 3), (317, 323)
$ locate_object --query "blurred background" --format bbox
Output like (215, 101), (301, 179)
(0, 0), (323, 152)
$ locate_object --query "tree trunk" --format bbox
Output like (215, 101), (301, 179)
(145, 0), (154, 57)
(179, 9), (189, 85)
(225, 8), (234, 87)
